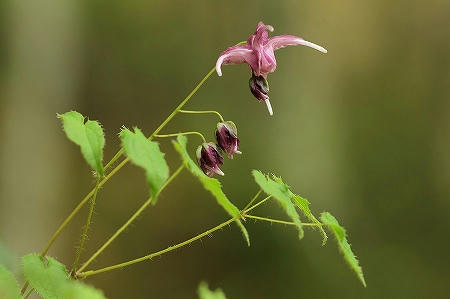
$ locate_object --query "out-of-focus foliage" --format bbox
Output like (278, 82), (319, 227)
(0, 265), (21, 299)
(197, 281), (227, 299)
(1, 0), (448, 298)
(22, 254), (105, 299)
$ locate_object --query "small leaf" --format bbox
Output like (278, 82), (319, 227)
(120, 127), (169, 203)
(22, 253), (69, 299)
(197, 281), (227, 299)
(252, 170), (304, 239)
(173, 136), (250, 246)
(0, 265), (21, 299)
(22, 254), (106, 299)
(58, 111), (105, 176)
(320, 212), (366, 287)
(290, 194), (327, 245)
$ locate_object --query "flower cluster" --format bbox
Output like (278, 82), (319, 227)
(197, 121), (241, 177)
(216, 21), (327, 115)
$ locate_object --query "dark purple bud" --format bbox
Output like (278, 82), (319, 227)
(196, 142), (224, 177)
(249, 74), (273, 115)
(216, 121), (241, 159)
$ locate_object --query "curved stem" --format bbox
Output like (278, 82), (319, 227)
(77, 217), (237, 279)
(155, 131), (206, 143)
(76, 165), (184, 274)
(40, 158), (128, 257)
(178, 110), (225, 122)
(71, 175), (101, 274)
(39, 66), (216, 257)
(76, 192), (274, 278)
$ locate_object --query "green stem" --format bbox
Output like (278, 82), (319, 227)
(243, 189), (262, 211)
(71, 175), (101, 274)
(76, 165), (184, 274)
(39, 66), (216, 257)
(40, 158), (128, 257)
(76, 192), (273, 278)
(155, 131), (206, 143)
(244, 214), (323, 227)
(178, 110), (225, 122)
(242, 195), (272, 214)
(77, 217), (237, 278)
(23, 288), (33, 299)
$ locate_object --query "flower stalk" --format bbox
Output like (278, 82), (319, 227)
(77, 164), (185, 274)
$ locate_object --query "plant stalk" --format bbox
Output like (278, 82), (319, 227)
(76, 165), (184, 273)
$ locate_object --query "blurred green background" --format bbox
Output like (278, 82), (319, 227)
(0, 0), (449, 298)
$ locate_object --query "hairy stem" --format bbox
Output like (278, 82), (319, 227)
(244, 214), (323, 227)
(243, 189), (262, 211)
(39, 66), (216, 257)
(242, 195), (272, 214)
(76, 165), (184, 273)
(178, 109), (225, 122)
(71, 175), (101, 274)
(77, 217), (236, 278)
(40, 158), (128, 257)
(155, 131), (206, 143)
(76, 193), (273, 278)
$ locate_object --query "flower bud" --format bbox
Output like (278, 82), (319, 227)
(196, 143), (224, 177)
(249, 74), (273, 115)
(216, 121), (241, 159)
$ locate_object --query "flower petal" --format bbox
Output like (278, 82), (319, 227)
(264, 99), (273, 116)
(216, 45), (255, 76)
(268, 35), (327, 53)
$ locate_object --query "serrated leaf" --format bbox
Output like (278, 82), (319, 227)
(22, 254), (106, 299)
(320, 212), (366, 287)
(120, 127), (169, 203)
(0, 264), (21, 299)
(173, 136), (250, 246)
(252, 170), (304, 239)
(290, 194), (327, 245)
(197, 281), (227, 299)
(23, 254), (68, 299)
(58, 111), (105, 176)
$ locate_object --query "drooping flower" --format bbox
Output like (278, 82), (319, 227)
(216, 21), (327, 115)
(196, 143), (224, 177)
(249, 74), (271, 114)
(216, 121), (241, 159)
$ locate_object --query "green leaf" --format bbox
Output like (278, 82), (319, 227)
(290, 194), (327, 245)
(320, 212), (366, 287)
(22, 254), (106, 299)
(120, 127), (169, 203)
(63, 282), (105, 299)
(197, 281), (227, 299)
(0, 265), (21, 299)
(58, 111), (105, 176)
(23, 254), (69, 299)
(173, 136), (250, 246)
(252, 170), (304, 239)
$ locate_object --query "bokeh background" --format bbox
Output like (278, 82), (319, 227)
(1, 0), (449, 298)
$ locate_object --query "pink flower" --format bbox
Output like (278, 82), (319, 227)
(216, 21), (327, 115)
